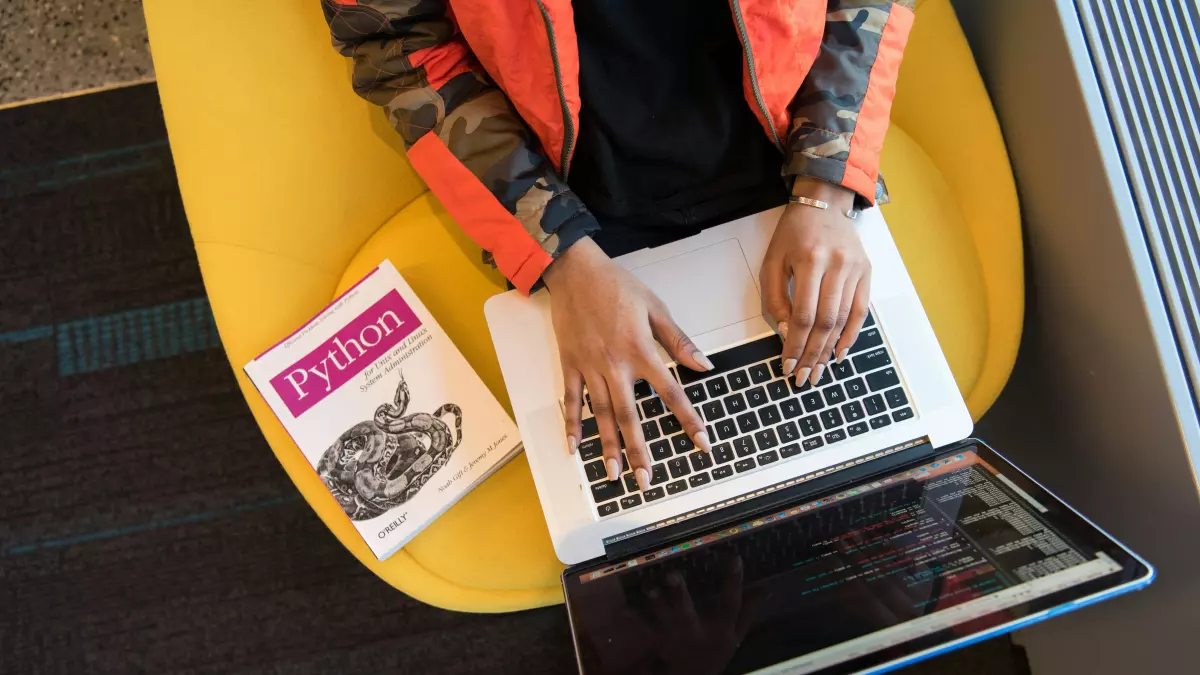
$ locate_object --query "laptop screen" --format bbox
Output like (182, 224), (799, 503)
(562, 443), (1149, 675)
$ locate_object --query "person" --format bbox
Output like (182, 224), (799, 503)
(323, 0), (914, 493)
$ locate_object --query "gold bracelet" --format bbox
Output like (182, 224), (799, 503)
(788, 195), (828, 210)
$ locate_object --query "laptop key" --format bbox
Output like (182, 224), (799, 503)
(885, 387), (909, 408)
(650, 440), (673, 462)
(780, 398), (803, 419)
(712, 465), (734, 481)
(684, 383), (707, 404)
(581, 417), (599, 439)
(583, 460), (607, 483)
(830, 360), (854, 380)
(667, 456), (691, 478)
(758, 403), (781, 426)
(820, 409), (843, 429)
(778, 421), (800, 443)
(623, 473), (638, 493)
(842, 401), (865, 422)
(802, 437), (824, 451)
(824, 429), (847, 444)
(689, 472), (712, 488)
(661, 414), (683, 436)
(816, 367), (835, 387)
(642, 419), (661, 441)
(854, 348), (893, 374)
(724, 392), (747, 415)
(591, 479), (624, 502)
(690, 451), (714, 471)
(822, 384), (846, 406)
(801, 392), (824, 412)
(758, 450), (779, 465)
(598, 501), (619, 517)
(767, 380), (790, 401)
(789, 378), (810, 394)
(712, 443), (735, 464)
(844, 377), (867, 399)
(736, 411), (760, 434)
(863, 312), (876, 327)
(734, 458), (756, 473)
(866, 368), (900, 391)
(620, 494), (642, 509)
(770, 357), (784, 378)
(715, 418), (738, 440)
(671, 433), (695, 454)
(666, 479), (688, 495)
(644, 486), (666, 502)
(754, 427), (779, 450)
(847, 422), (869, 437)
(706, 378), (729, 398)
(749, 364), (772, 384)
(745, 386), (768, 407)
(850, 327), (883, 354)
(799, 415), (821, 436)
(634, 380), (654, 400)
(864, 394), (886, 416)
(702, 400), (725, 421)
(727, 369), (751, 391)
(893, 407), (914, 422)
(869, 414), (892, 430)
(733, 436), (756, 457)
(652, 464), (670, 485)
(579, 438), (604, 461)
(676, 335), (782, 384)
(780, 443), (803, 459)
(641, 397), (665, 418)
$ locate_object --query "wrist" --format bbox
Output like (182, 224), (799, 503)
(790, 177), (855, 211)
(542, 236), (602, 291)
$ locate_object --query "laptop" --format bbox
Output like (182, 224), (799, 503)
(484, 207), (1153, 674)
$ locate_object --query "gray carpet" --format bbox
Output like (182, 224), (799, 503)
(0, 83), (1031, 675)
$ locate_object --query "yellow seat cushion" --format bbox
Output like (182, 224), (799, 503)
(145, 0), (1021, 612)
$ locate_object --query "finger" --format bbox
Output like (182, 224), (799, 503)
(561, 364), (584, 454)
(608, 371), (650, 489)
(759, 254), (792, 342)
(817, 271), (859, 370)
(649, 305), (714, 375)
(798, 265), (849, 386)
(646, 362), (710, 453)
(665, 571), (702, 636)
(586, 375), (624, 481)
(834, 268), (871, 363)
(782, 258), (822, 383)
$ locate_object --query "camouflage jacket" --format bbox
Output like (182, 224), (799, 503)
(324, 0), (915, 294)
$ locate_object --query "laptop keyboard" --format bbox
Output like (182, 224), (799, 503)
(578, 313), (915, 519)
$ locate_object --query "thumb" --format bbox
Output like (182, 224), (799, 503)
(649, 306), (714, 373)
(760, 256), (791, 340)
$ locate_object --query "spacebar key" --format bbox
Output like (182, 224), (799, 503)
(677, 335), (784, 384)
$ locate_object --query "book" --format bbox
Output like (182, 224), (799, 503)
(244, 260), (522, 560)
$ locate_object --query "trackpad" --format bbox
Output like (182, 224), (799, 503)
(628, 238), (761, 338)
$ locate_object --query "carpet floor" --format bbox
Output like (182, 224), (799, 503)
(0, 83), (1030, 675)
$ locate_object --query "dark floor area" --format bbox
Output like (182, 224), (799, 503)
(0, 84), (1030, 674)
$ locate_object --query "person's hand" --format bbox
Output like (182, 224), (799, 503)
(761, 178), (870, 386)
(544, 237), (714, 489)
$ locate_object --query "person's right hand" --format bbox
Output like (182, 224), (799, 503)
(544, 237), (714, 491)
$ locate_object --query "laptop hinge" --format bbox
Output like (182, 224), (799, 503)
(601, 437), (935, 561)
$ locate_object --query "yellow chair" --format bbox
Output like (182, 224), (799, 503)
(144, 0), (1020, 612)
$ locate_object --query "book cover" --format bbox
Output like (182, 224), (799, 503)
(244, 260), (522, 560)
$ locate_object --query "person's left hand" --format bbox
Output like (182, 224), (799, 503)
(761, 177), (871, 386)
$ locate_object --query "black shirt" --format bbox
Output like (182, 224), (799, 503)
(570, 0), (787, 254)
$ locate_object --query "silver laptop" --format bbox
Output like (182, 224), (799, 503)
(486, 207), (971, 564)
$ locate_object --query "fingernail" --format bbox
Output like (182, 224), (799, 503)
(567, 435), (577, 454)
(693, 430), (712, 452)
(782, 358), (797, 375)
(796, 367), (810, 386)
(693, 350), (715, 371)
(635, 467), (651, 491)
(809, 363), (825, 386)
(837, 348), (849, 363)
(606, 458), (621, 481)
(778, 322), (789, 339)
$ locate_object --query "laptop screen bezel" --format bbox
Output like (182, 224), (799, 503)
(560, 438), (1153, 675)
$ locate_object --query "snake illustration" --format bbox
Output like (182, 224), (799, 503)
(316, 376), (463, 521)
